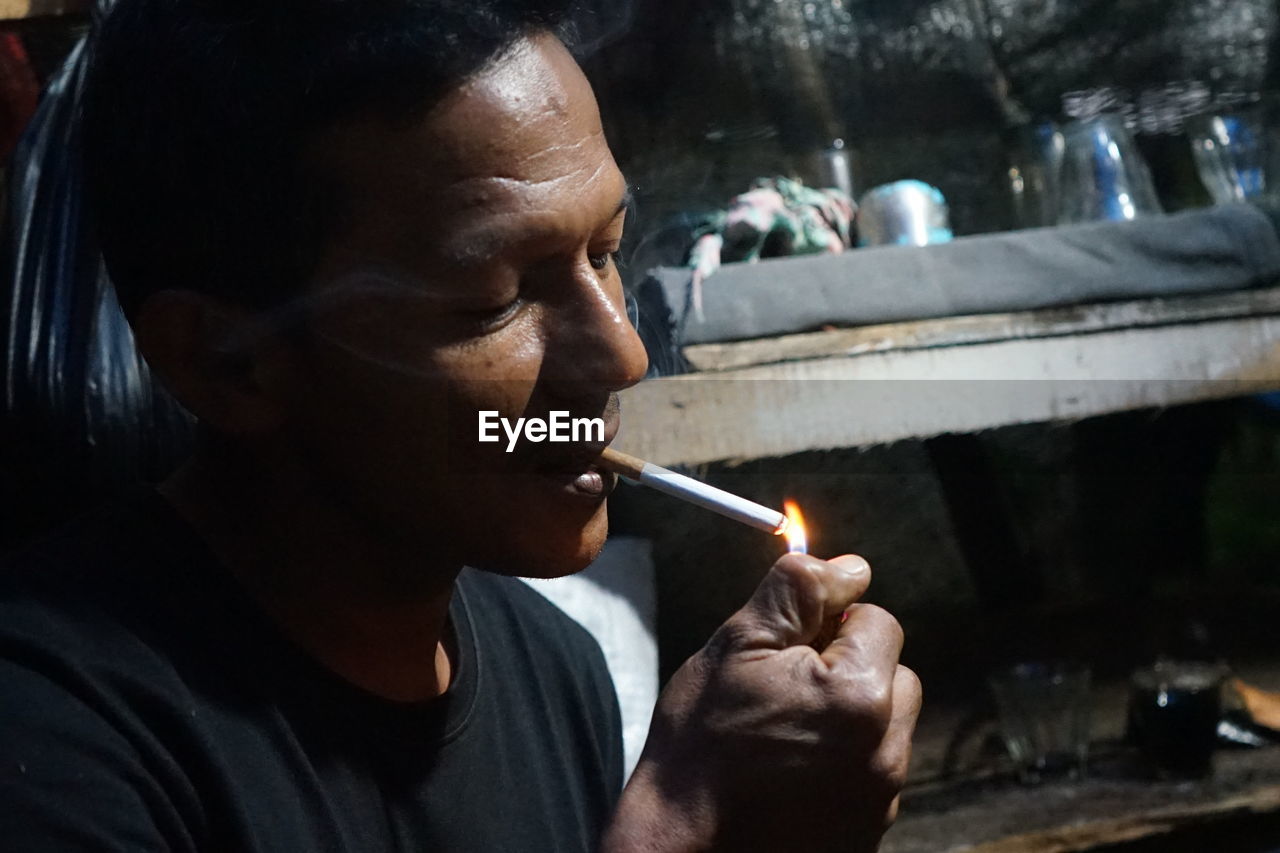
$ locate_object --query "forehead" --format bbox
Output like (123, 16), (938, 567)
(309, 33), (623, 270)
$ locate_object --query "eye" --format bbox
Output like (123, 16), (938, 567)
(588, 250), (622, 271)
(464, 296), (525, 332)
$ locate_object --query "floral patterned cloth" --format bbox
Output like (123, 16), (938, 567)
(686, 176), (856, 319)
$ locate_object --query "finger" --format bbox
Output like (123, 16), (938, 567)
(819, 603), (904, 687)
(809, 555), (874, 649)
(877, 666), (923, 790)
(717, 553), (871, 652)
(857, 667), (921, 834)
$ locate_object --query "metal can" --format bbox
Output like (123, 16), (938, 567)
(857, 180), (953, 248)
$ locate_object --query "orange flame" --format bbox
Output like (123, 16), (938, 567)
(782, 500), (808, 555)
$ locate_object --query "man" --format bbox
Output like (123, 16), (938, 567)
(0, 1), (920, 850)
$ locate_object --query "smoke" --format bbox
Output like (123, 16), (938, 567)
(216, 267), (652, 382)
(565, 0), (637, 58)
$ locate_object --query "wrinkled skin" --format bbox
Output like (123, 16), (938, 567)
(606, 554), (921, 852)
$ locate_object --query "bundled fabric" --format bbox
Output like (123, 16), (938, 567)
(685, 177), (855, 319)
(0, 1), (192, 547)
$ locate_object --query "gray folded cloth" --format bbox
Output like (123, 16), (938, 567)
(645, 203), (1280, 347)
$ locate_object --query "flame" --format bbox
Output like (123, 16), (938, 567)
(782, 500), (808, 555)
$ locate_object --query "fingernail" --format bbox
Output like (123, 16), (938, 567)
(832, 555), (870, 579)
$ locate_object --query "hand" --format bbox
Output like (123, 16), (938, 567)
(605, 554), (921, 853)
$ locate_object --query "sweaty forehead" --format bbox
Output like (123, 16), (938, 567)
(310, 33), (615, 234)
(430, 34), (598, 179)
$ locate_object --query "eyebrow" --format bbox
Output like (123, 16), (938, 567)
(614, 188), (635, 220)
(443, 186), (634, 266)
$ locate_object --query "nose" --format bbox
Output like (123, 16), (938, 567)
(542, 262), (649, 395)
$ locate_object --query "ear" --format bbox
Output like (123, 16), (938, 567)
(132, 290), (294, 436)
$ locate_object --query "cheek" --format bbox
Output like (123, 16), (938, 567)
(280, 320), (574, 554)
(437, 323), (547, 445)
(292, 362), (452, 483)
(449, 314), (546, 382)
(305, 314), (545, 433)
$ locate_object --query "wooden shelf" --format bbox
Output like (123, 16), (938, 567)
(887, 664), (1280, 852)
(890, 772), (1280, 853)
(616, 287), (1280, 466)
(0, 0), (87, 21)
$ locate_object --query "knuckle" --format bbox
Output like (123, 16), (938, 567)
(897, 665), (923, 707)
(831, 677), (895, 734)
(708, 613), (774, 656)
(872, 751), (911, 793)
(706, 616), (749, 656)
(770, 555), (828, 607)
(856, 604), (905, 648)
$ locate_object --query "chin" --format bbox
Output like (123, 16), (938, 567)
(474, 506), (610, 579)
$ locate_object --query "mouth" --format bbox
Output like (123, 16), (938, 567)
(531, 415), (620, 499)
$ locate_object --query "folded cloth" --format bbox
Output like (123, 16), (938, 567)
(643, 203), (1280, 349)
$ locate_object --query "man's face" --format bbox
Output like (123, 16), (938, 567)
(281, 33), (648, 577)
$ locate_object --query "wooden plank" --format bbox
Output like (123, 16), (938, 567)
(0, 0), (86, 20)
(616, 314), (1280, 466)
(968, 785), (1280, 853)
(886, 745), (1280, 853)
(684, 286), (1280, 373)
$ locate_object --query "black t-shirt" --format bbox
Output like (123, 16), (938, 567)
(0, 491), (624, 852)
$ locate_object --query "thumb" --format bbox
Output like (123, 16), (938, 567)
(715, 554), (871, 652)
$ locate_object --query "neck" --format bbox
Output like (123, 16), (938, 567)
(161, 445), (460, 703)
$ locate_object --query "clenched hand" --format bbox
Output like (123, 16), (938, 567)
(605, 554), (921, 853)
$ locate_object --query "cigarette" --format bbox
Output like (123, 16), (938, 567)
(598, 447), (788, 537)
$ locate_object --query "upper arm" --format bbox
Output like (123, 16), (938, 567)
(0, 658), (195, 852)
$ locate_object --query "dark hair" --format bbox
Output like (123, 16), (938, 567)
(82, 0), (574, 317)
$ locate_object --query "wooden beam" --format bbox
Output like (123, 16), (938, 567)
(684, 286), (1280, 373)
(617, 312), (1280, 466)
(0, 0), (87, 20)
(968, 785), (1280, 853)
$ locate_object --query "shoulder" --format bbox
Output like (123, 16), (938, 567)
(0, 492), (222, 739)
(0, 501), (144, 643)
(0, 492), (194, 645)
(0, 496), (206, 848)
(1, 488), (181, 585)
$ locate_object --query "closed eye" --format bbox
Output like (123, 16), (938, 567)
(463, 296), (525, 332)
(588, 250), (621, 271)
